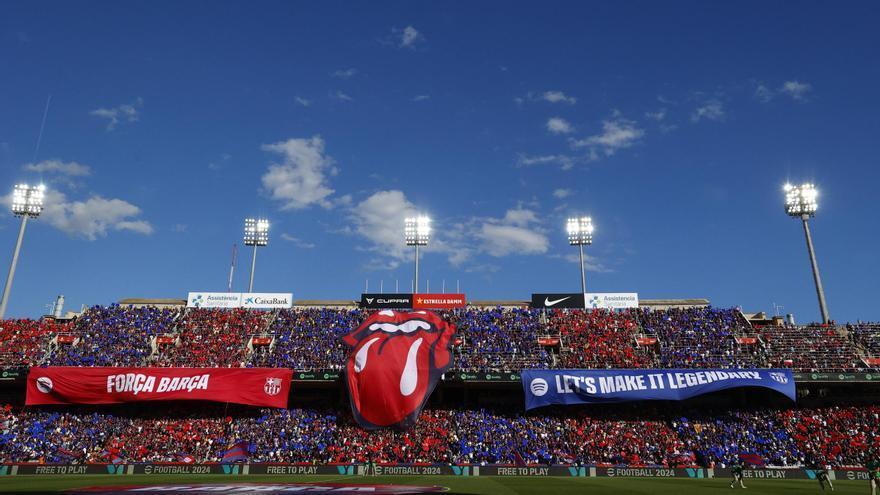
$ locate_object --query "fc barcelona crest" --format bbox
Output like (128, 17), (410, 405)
(264, 377), (282, 396)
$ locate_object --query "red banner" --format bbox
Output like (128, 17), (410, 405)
(412, 293), (466, 309)
(26, 367), (292, 408)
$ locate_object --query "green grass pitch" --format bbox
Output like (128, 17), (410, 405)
(0, 474), (870, 494)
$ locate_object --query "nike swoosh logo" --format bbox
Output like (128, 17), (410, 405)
(545, 296), (570, 307)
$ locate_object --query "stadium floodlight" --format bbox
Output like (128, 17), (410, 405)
(0, 184), (46, 319)
(783, 183), (829, 324)
(405, 216), (430, 293)
(566, 216), (593, 295)
(243, 218), (269, 293)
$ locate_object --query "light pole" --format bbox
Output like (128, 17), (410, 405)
(567, 216), (593, 294)
(243, 218), (269, 293)
(0, 184), (45, 319)
(784, 183), (829, 324)
(405, 216), (430, 294)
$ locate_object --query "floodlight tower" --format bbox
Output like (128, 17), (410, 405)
(405, 216), (430, 293)
(243, 218), (269, 293)
(567, 216), (593, 294)
(0, 184), (46, 319)
(784, 183), (829, 324)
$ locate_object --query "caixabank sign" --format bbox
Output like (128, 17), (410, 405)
(187, 292), (292, 309)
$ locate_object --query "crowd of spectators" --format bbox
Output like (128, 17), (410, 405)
(154, 308), (269, 367)
(447, 308), (550, 372)
(548, 309), (653, 369)
(0, 404), (877, 467)
(762, 324), (866, 372)
(249, 308), (367, 369)
(45, 306), (176, 367)
(0, 319), (68, 367)
(1, 305), (876, 372)
(640, 308), (766, 369)
(847, 322), (880, 355)
(674, 410), (802, 467)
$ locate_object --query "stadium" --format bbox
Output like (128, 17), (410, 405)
(0, 290), (877, 493)
(3, 2), (880, 494)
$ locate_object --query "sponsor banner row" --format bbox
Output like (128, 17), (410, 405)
(291, 371), (525, 382)
(26, 367), (292, 408)
(292, 370), (878, 385)
(523, 369), (796, 410)
(445, 371), (522, 382)
(6, 464), (867, 479)
(792, 372), (879, 382)
(0, 368), (25, 382)
(187, 292), (293, 309)
(360, 293), (467, 309)
(531, 293), (639, 309)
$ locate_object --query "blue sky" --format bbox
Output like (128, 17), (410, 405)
(1, 1), (879, 321)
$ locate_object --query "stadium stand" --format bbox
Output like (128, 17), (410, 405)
(640, 307), (766, 369)
(0, 305), (876, 371)
(448, 307), (551, 372)
(0, 318), (68, 367)
(848, 322), (880, 355)
(0, 405), (877, 467)
(548, 309), (654, 368)
(249, 308), (367, 369)
(761, 324), (867, 372)
(44, 305), (176, 367)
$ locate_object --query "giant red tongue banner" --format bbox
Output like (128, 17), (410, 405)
(25, 367), (292, 408)
(344, 310), (456, 430)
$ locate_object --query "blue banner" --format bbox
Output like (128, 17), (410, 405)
(522, 369), (795, 410)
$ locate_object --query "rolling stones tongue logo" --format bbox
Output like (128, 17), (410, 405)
(344, 310), (455, 430)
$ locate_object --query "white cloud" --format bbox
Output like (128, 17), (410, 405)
(645, 109), (667, 121)
(551, 252), (610, 273)
(502, 208), (538, 227)
(553, 188), (572, 199)
(208, 153), (231, 171)
(260, 136), (337, 210)
(541, 91), (577, 104)
(546, 117), (574, 134)
(332, 91), (353, 102)
(350, 190), (419, 268)
(172, 223), (187, 233)
(754, 84), (774, 102)
(281, 233), (316, 249)
(516, 153), (575, 171)
(331, 68), (357, 78)
(780, 80), (812, 100)
(476, 208), (549, 257)
(398, 25), (423, 48)
(691, 100), (725, 122)
(23, 159), (91, 176)
(349, 192), (552, 268)
(570, 115), (645, 156)
(412, 95), (430, 102)
(90, 98), (143, 131)
(0, 188), (153, 240)
(295, 96), (311, 107)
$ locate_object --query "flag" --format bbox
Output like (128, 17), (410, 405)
(739, 453), (765, 466)
(56, 448), (82, 460)
(513, 450), (526, 466)
(221, 441), (250, 463)
(176, 453), (195, 464)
